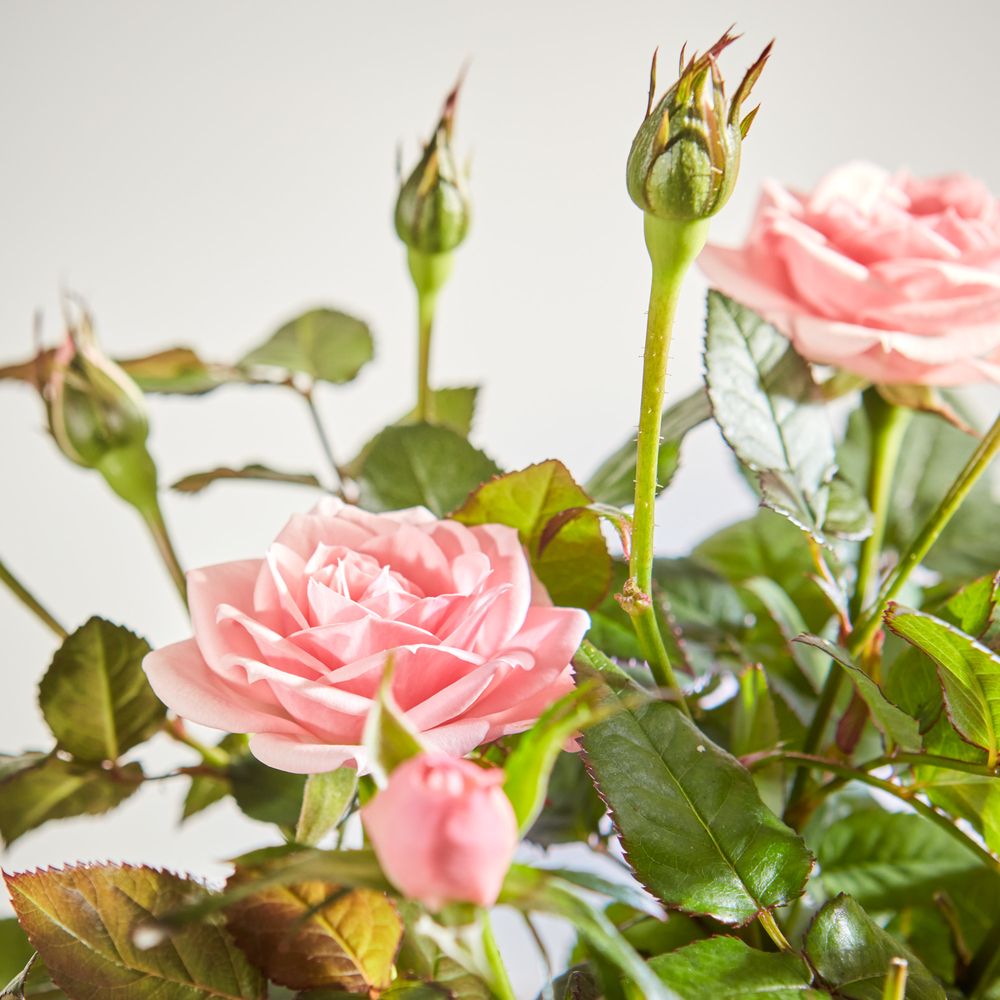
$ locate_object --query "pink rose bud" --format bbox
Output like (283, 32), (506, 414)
(362, 753), (518, 910)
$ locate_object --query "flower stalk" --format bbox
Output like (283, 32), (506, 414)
(0, 556), (68, 639)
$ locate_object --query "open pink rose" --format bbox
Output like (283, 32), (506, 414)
(143, 499), (588, 773)
(362, 753), (518, 909)
(700, 162), (1000, 384)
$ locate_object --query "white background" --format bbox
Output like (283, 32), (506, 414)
(2, 2), (1000, 994)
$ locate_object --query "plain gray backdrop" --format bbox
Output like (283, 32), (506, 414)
(2, 2), (999, 993)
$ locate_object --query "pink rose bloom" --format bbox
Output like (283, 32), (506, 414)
(362, 753), (518, 909)
(143, 499), (588, 773)
(699, 162), (1000, 384)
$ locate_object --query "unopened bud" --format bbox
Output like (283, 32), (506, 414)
(627, 30), (771, 222)
(395, 77), (471, 255)
(45, 304), (158, 512)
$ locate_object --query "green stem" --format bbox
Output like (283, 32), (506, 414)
(165, 718), (231, 769)
(480, 911), (517, 1000)
(758, 909), (791, 952)
(870, 752), (1000, 779)
(786, 397), (910, 817)
(301, 386), (346, 496)
(0, 556), (68, 638)
(851, 409), (1000, 656)
(882, 958), (908, 1000)
(140, 499), (188, 609)
(626, 213), (708, 709)
(777, 752), (1000, 873)
(407, 248), (454, 423)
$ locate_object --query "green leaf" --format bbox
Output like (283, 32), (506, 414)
(586, 388), (711, 507)
(885, 604), (1000, 766)
(0, 754), (142, 846)
(704, 291), (869, 543)
(581, 678), (813, 924)
(526, 751), (606, 847)
(240, 308), (373, 383)
(839, 398), (1000, 581)
(452, 459), (612, 608)
(38, 617), (163, 762)
(643, 936), (826, 999)
(172, 464), (322, 494)
(224, 877), (402, 992)
(805, 895), (945, 999)
(363, 661), (428, 786)
(229, 755), (307, 828)
(943, 572), (1000, 652)
(544, 968), (602, 1000)
(0, 919), (34, 985)
(358, 423), (500, 517)
(340, 387), (480, 479)
(692, 510), (830, 629)
(160, 848), (391, 929)
(4, 864), (265, 999)
(811, 809), (992, 911)
(295, 769), (357, 846)
(501, 866), (679, 1000)
(181, 733), (245, 822)
(120, 347), (248, 395)
(503, 685), (598, 834)
(731, 664), (781, 757)
(794, 636), (922, 752)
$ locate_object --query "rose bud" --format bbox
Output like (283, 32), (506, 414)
(394, 77), (471, 256)
(45, 307), (159, 511)
(362, 753), (518, 910)
(626, 29), (771, 223)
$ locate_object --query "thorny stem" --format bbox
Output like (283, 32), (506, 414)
(625, 214), (708, 712)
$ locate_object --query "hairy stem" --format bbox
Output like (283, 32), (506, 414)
(626, 214), (708, 709)
(0, 556), (68, 638)
(407, 248), (454, 423)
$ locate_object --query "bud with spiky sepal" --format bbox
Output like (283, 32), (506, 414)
(396, 75), (471, 424)
(395, 79), (471, 257)
(626, 29), (771, 223)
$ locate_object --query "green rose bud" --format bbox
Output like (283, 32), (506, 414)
(394, 78), (471, 255)
(626, 29), (771, 222)
(45, 305), (158, 512)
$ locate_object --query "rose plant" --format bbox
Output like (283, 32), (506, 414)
(2, 27), (1000, 1000)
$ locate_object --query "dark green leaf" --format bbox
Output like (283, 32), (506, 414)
(805, 895), (944, 999)
(543, 967), (602, 1000)
(581, 680), (813, 924)
(171, 464), (322, 494)
(704, 291), (869, 542)
(358, 423), (500, 517)
(586, 388), (711, 507)
(885, 604), (1000, 765)
(646, 936), (826, 999)
(452, 460), (612, 608)
(38, 617), (163, 762)
(229, 755), (307, 828)
(240, 308), (373, 383)
(811, 809), (991, 911)
(4, 864), (265, 999)
(182, 771), (230, 821)
(0, 754), (142, 846)
(794, 636), (922, 752)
